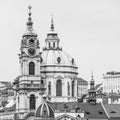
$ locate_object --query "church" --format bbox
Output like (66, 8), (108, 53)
(0, 6), (109, 120)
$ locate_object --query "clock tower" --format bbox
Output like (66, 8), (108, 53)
(15, 6), (45, 118)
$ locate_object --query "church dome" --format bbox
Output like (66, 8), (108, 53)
(35, 101), (54, 118)
(40, 18), (77, 68)
(41, 50), (76, 67)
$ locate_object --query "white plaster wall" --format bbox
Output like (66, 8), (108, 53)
(44, 73), (77, 102)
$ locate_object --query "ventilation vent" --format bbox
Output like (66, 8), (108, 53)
(110, 111), (116, 113)
(98, 111), (103, 114)
(85, 111), (90, 114)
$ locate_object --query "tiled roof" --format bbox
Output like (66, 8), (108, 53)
(77, 78), (88, 85)
(35, 101), (54, 118)
(77, 103), (108, 119)
(95, 83), (102, 90)
(0, 104), (16, 112)
(48, 102), (76, 112)
(49, 102), (108, 119)
(104, 104), (120, 118)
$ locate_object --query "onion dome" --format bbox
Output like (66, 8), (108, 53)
(35, 101), (54, 118)
(23, 6), (37, 37)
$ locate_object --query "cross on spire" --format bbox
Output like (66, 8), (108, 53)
(91, 70), (94, 81)
(50, 15), (54, 31)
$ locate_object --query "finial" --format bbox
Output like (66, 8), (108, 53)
(28, 6), (32, 13)
(91, 70), (94, 81)
(27, 6), (33, 26)
(50, 15), (54, 31)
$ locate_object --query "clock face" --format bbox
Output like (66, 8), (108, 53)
(28, 48), (36, 56)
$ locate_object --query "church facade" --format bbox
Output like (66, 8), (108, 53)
(0, 6), (79, 120)
(0, 6), (109, 120)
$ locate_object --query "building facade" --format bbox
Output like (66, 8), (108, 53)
(77, 78), (88, 98)
(103, 71), (120, 94)
(0, 6), (79, 120)
(0, 6), (115, 120)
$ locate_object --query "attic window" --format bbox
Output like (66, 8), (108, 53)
(64, 104), (68, 108)
(44, 110), (47, 114)
(98, 111), (103, 114)
(110, 111), (116, 113)
(75, 107), (80, 111)
(77, 115), (80, 118)
(85, 111), (90, 114)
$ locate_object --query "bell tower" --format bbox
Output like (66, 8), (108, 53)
(15, 6), (45, 118)
(20, 6), (40, 76)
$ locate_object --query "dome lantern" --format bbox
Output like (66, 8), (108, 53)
(43, 17), (62, 51)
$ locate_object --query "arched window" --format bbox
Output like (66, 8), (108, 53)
(72, 81), (74, 97)
(49, 42), (51, 48)
(48, 82), (51, 95)
(53, 42), (55, 48)
(29, 62), (35, 75)
(30, 94), (36, 109)
(56, 80), (62, 96)
(67, 82), (70, 96)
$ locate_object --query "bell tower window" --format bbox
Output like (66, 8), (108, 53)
(30, 94), (36, 110)
(56, 80), (62, 96)
(29, 62), (35, 75)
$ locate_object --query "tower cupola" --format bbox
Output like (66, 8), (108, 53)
(23, 6), (37, 38)
(44, 17), (61, 50)
(88, 71), (96, 104)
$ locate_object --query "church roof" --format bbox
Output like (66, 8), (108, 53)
(41, 17), (78, 72)
(41, 50), (77, 68)
(78, 103), (108, 119)
(48, 102), (108, 119)
(35, 101), (54, 118)
(104, 104), (120, 118)
(0, 103), (16, 112)
(77, 78), (88, 85)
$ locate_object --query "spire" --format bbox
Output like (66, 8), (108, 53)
(23, 6), (37, 37)
(26, 6), (33, 28)
(88, 70), (96, 104)
(90, 70), (95, 90)
(44, 16), (62, 51)
(50, 15), (54, 31)
(91, 70), (94, 81)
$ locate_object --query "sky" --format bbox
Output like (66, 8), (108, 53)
(0, 0), (120, 84)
